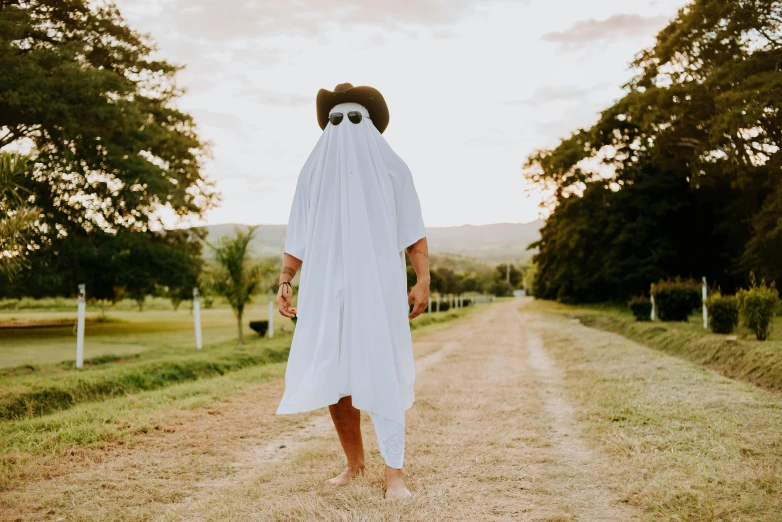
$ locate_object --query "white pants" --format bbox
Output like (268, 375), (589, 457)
(371, 413), (405, 469)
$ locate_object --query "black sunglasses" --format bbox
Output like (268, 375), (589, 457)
(329, 111), (365, 126)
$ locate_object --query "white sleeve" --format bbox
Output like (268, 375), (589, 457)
(284, 174), (308, 260)
(392, 161), (426, 252)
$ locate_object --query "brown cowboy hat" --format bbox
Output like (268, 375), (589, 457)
(316, 83), (390, 134)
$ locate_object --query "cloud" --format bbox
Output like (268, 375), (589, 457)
(503, 82), (613, 106)
(542, 14), (668, 44)
(191, 109), (248, 131)
(153, 0), (495, 42)
(235, 87), (311, 107)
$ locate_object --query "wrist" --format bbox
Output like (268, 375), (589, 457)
(417, 275), (431, 286)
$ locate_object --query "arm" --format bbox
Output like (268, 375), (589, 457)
(277, 253), (302, 318)
(406, 237), (430, 319)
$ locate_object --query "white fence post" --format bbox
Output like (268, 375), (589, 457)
(650, 283), (656, 321)
(193, 288), (203, 349)
(268, 297), (274, 338)
(702, 276), (708, 330)
(76, 284), (86, 369)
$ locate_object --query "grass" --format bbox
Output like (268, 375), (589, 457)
(536, 300), (782, 393)
(0, 303), (476, 494)
(0, 305), (287, 368)
(0, 362), (289, 491)
(0, 339), (292, 420)
(528, 303), (782, 521)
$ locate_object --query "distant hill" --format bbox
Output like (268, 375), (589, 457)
(200, 221), (543, 264)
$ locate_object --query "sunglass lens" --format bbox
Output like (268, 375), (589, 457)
(347, 111), (362, 124)
(329, 113), (344, 126)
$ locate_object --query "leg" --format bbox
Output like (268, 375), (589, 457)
(370, 413), (412, 499)
(326, 396), (365, 486)
(384, 465), (412, 500)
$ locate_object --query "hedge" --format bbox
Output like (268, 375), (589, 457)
(737, 277), (780, 341)
(628, 296), (652, 321)
(705, 294), (739, 334)
(652, 279), (701, 322)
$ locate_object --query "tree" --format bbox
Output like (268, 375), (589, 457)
(0, 152), (38, 280)
(495, 264), (522, 289)
(209, 226), (263, 346)
(524, 0), (782, 302)
(0, 0), (217, 290)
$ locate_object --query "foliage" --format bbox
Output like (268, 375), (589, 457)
(628, 296), (652, 321)
(495, 264), (523, 288)
(526, 0), (782, 302)
(0, 0), (217, 292)
(705, 293), (739, 334)
(209, 226), (263, 345)
(652, 279), (702, 322)
(737, 274), (780, 340)
(0, 152), (38, 280)
(490, 279), (514, 297)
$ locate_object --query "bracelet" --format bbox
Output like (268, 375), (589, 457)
(278, 281), (292, 293)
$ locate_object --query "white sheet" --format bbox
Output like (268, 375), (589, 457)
(276, 102), (426, 468)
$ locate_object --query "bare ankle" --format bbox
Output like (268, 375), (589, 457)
(347, 462), (365, 474)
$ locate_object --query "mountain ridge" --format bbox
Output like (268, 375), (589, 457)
(200, 220), (543, 263)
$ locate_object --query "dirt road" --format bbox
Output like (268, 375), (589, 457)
(4, 300), (649, 521)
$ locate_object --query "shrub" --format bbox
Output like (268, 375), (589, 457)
(249, 320), (269, 337)
(652, 278), (702, 321)
(737, 276), (780, 341)
(490, 280), (514, 297)
(705, 294), (739, 334)
(462, 297), (472, 307)
(628, 296), (652, 321)
(438, 300), (451, 312)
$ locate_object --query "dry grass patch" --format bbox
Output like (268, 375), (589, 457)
(528, 302), (782, 521)
(160, 303), (636, 522)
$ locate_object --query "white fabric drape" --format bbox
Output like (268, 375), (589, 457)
(276, 102), (425, 468)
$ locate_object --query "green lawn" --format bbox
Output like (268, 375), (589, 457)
(0, 302), (289, 368)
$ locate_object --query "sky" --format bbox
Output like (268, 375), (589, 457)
(115, 0), (690, 228)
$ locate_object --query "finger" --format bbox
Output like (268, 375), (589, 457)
(408, 293), (414, 306)
(411, 302), (425, 319)
(279, 308), (296, 318)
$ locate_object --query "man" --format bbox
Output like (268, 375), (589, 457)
(275, 83), (429, 500)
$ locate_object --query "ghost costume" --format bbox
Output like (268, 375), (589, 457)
(276, 102), (426, 469)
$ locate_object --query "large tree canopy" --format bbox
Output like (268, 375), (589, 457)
(525, 0), (782, 302)
(1, 0), (217, 238)
(0, 0), (217, 296)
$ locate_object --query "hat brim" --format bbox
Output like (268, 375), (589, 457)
(316, 86), (389, 134)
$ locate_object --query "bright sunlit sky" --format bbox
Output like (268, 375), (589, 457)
(116, 0), (688, 227)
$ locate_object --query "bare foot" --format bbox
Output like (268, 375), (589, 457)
(384, 466), (412, 500)
(325, 466), (363, 487)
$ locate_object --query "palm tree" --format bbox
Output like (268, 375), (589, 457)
(208, 226), (263, 346)
(0, 152), (39, 280)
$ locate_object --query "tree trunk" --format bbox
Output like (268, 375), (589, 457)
(237, 311), (244, 346)
(136, 299), (144, 312)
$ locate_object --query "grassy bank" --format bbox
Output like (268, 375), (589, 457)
(0, 342), (291, 421)
(526, 305), (782, 521)
(0, 305), (479, 492)
(535, 300), (782, 393)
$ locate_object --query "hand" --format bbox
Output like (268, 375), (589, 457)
(277, 282), (297, 318)
(408, 280), (430, 320)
